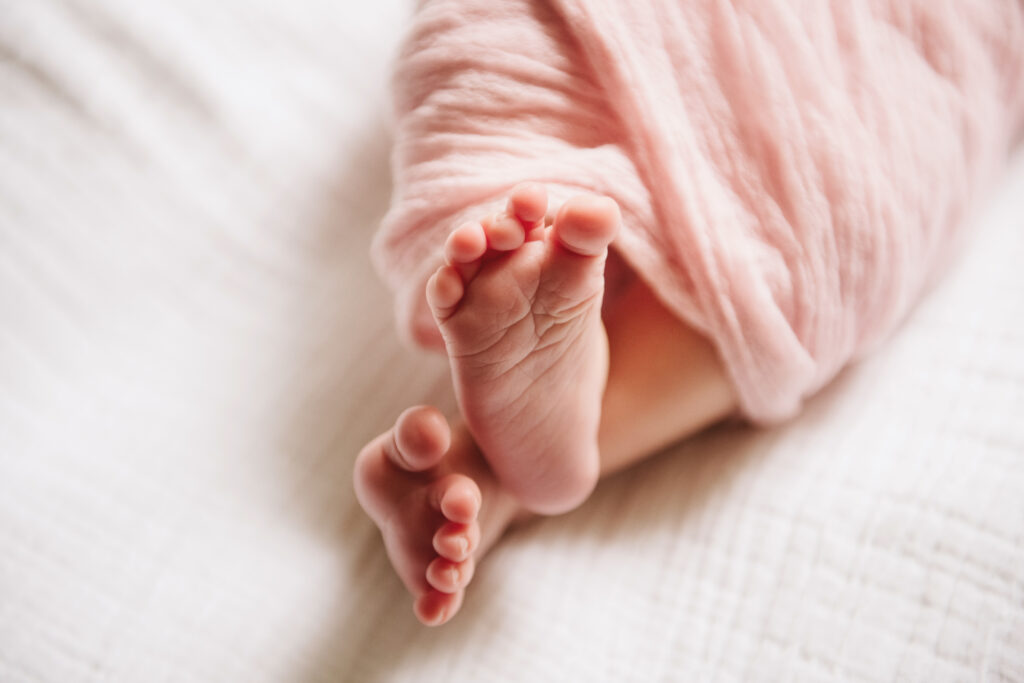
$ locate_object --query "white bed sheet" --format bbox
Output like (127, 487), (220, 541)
(1, 1), (1022, 681)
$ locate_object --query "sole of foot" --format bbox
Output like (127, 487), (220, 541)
(426, 184), (620, 515)
(354, 406), (525, 626)
(354, 406), (482, 625)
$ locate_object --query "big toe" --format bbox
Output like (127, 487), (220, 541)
(389, 405), (451, 472)
(553, 195), (621, 256)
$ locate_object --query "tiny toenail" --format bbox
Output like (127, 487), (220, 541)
(456, 537), (468, 556)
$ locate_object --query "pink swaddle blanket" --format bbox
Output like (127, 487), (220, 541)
(373, 0), (1024, 423)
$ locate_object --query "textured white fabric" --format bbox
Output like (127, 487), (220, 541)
(1, 2), (1022, 681)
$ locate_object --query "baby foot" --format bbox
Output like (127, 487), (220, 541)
(354, 406), (483, 626)
(426, 184), (620, 514)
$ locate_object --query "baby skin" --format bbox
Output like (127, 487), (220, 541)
(428, 185), (618, 514)
(355, 184), (738, 625)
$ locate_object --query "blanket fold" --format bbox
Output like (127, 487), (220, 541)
(373, 0), (1024, 422)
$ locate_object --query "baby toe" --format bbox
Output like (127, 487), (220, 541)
(426, 264), (465, 318)
(507, 182), (548, 224)
(414, 589), (464, 627)
(429, 474), (481, 524)
(433, 520), (480, 562)
(426, 556), (475, 594)
(444, 221), (487, 265)
(482, 212), (526, 251)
